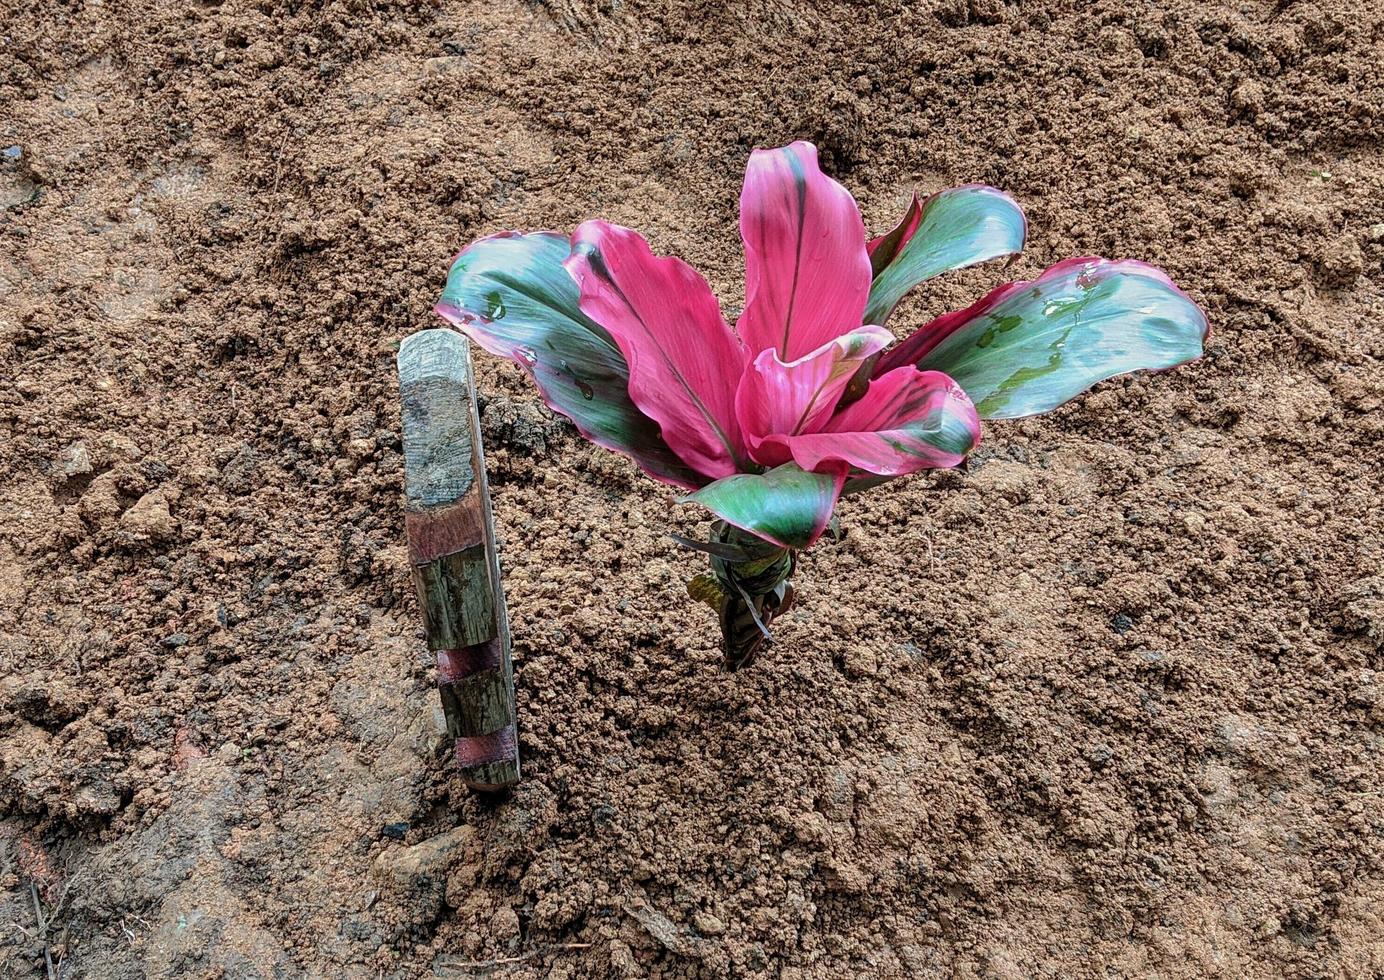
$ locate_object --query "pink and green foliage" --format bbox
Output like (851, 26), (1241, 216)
(437, 142), (1207, 551)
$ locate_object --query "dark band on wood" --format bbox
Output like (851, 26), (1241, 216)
(438, 644), (504, 682)
(458, 757), (521, 792)
(456, 726), (518, 768)
(405, 501), (486, 565)
(450, 668), (513, 736)
(400, 329), (520, 790)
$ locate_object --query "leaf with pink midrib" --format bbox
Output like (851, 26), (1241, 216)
(760, 367), (981, 476)
(736, 326), (894, 467)
(435, 230), (703, 490)
(737, 142), (873, 361)
(566, 220), (748, 481)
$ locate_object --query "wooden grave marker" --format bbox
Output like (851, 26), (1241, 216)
(398, 329), (519, 790)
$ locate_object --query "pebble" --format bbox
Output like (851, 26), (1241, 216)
(1317, 234), (1365, 286)
(488, 905), (520, 941)
(76, 473), (121, 526)
(119, 490), (177, 544)
(219, 446), (260, 496)
(9, 678), (83, 726)
(372, 826), (475, 926)
(842, 643), (879, 679)
(373, 826), (474, 886)
(60, 441), (93, 478)
(693, 911), (726, 936)
(1085, 743), (1114, 768)
(73, 780), (122, 816)
(1230, 80), (1264, 117)
(627, 898), (685, 953)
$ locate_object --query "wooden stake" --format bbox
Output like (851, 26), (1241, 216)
(399, 329), (519, 790)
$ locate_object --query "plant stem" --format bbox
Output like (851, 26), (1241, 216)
(708, 521), (796, 670)
(30, 882), (55, 980)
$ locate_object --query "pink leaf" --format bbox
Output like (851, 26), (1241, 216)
(736, 326), (894, 467)
(737, 141), (873, 361)
(565, 220), (747, 480)
(866, 193), (923, 279)
(760, 367), (981, 477)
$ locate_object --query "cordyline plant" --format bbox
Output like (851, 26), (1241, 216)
(436, 141), (1207, 668)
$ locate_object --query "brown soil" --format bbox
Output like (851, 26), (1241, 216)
(3, 0), (1383, 977)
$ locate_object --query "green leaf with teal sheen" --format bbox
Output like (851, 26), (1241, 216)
(864, 185), (1027, 326)
(680, 463), (844, 550)
(435, 231), (702, 489)
(878, 257), (1209, 419)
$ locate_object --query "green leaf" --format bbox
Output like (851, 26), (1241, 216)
(864, 185), (1026, 326)
(679, 463), (844, 550)
(687, 573), (729, 613)
(436, 231), (702, 489)
(877, 257), (1209, 419)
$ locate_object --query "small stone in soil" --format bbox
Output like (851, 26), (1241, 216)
(1317, 234), (1365, 285)
(382, 822), (409, 840)
(219, 446), (261, 495)
(59, 441), (93, 478)
(371, 826), (475, 929)
(1085, 743), (1114, 768)
(693, 911), (726, 936)
(118, 490), (177, 545)
(10, 681), (83, 727)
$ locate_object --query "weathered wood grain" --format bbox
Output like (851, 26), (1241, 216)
(400, 329), (519, 790)
(411, 544), (495, 649)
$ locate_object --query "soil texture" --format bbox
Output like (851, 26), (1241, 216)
(2, 0), (1383, 977)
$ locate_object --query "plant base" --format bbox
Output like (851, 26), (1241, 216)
(704, 521), (796, 670)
